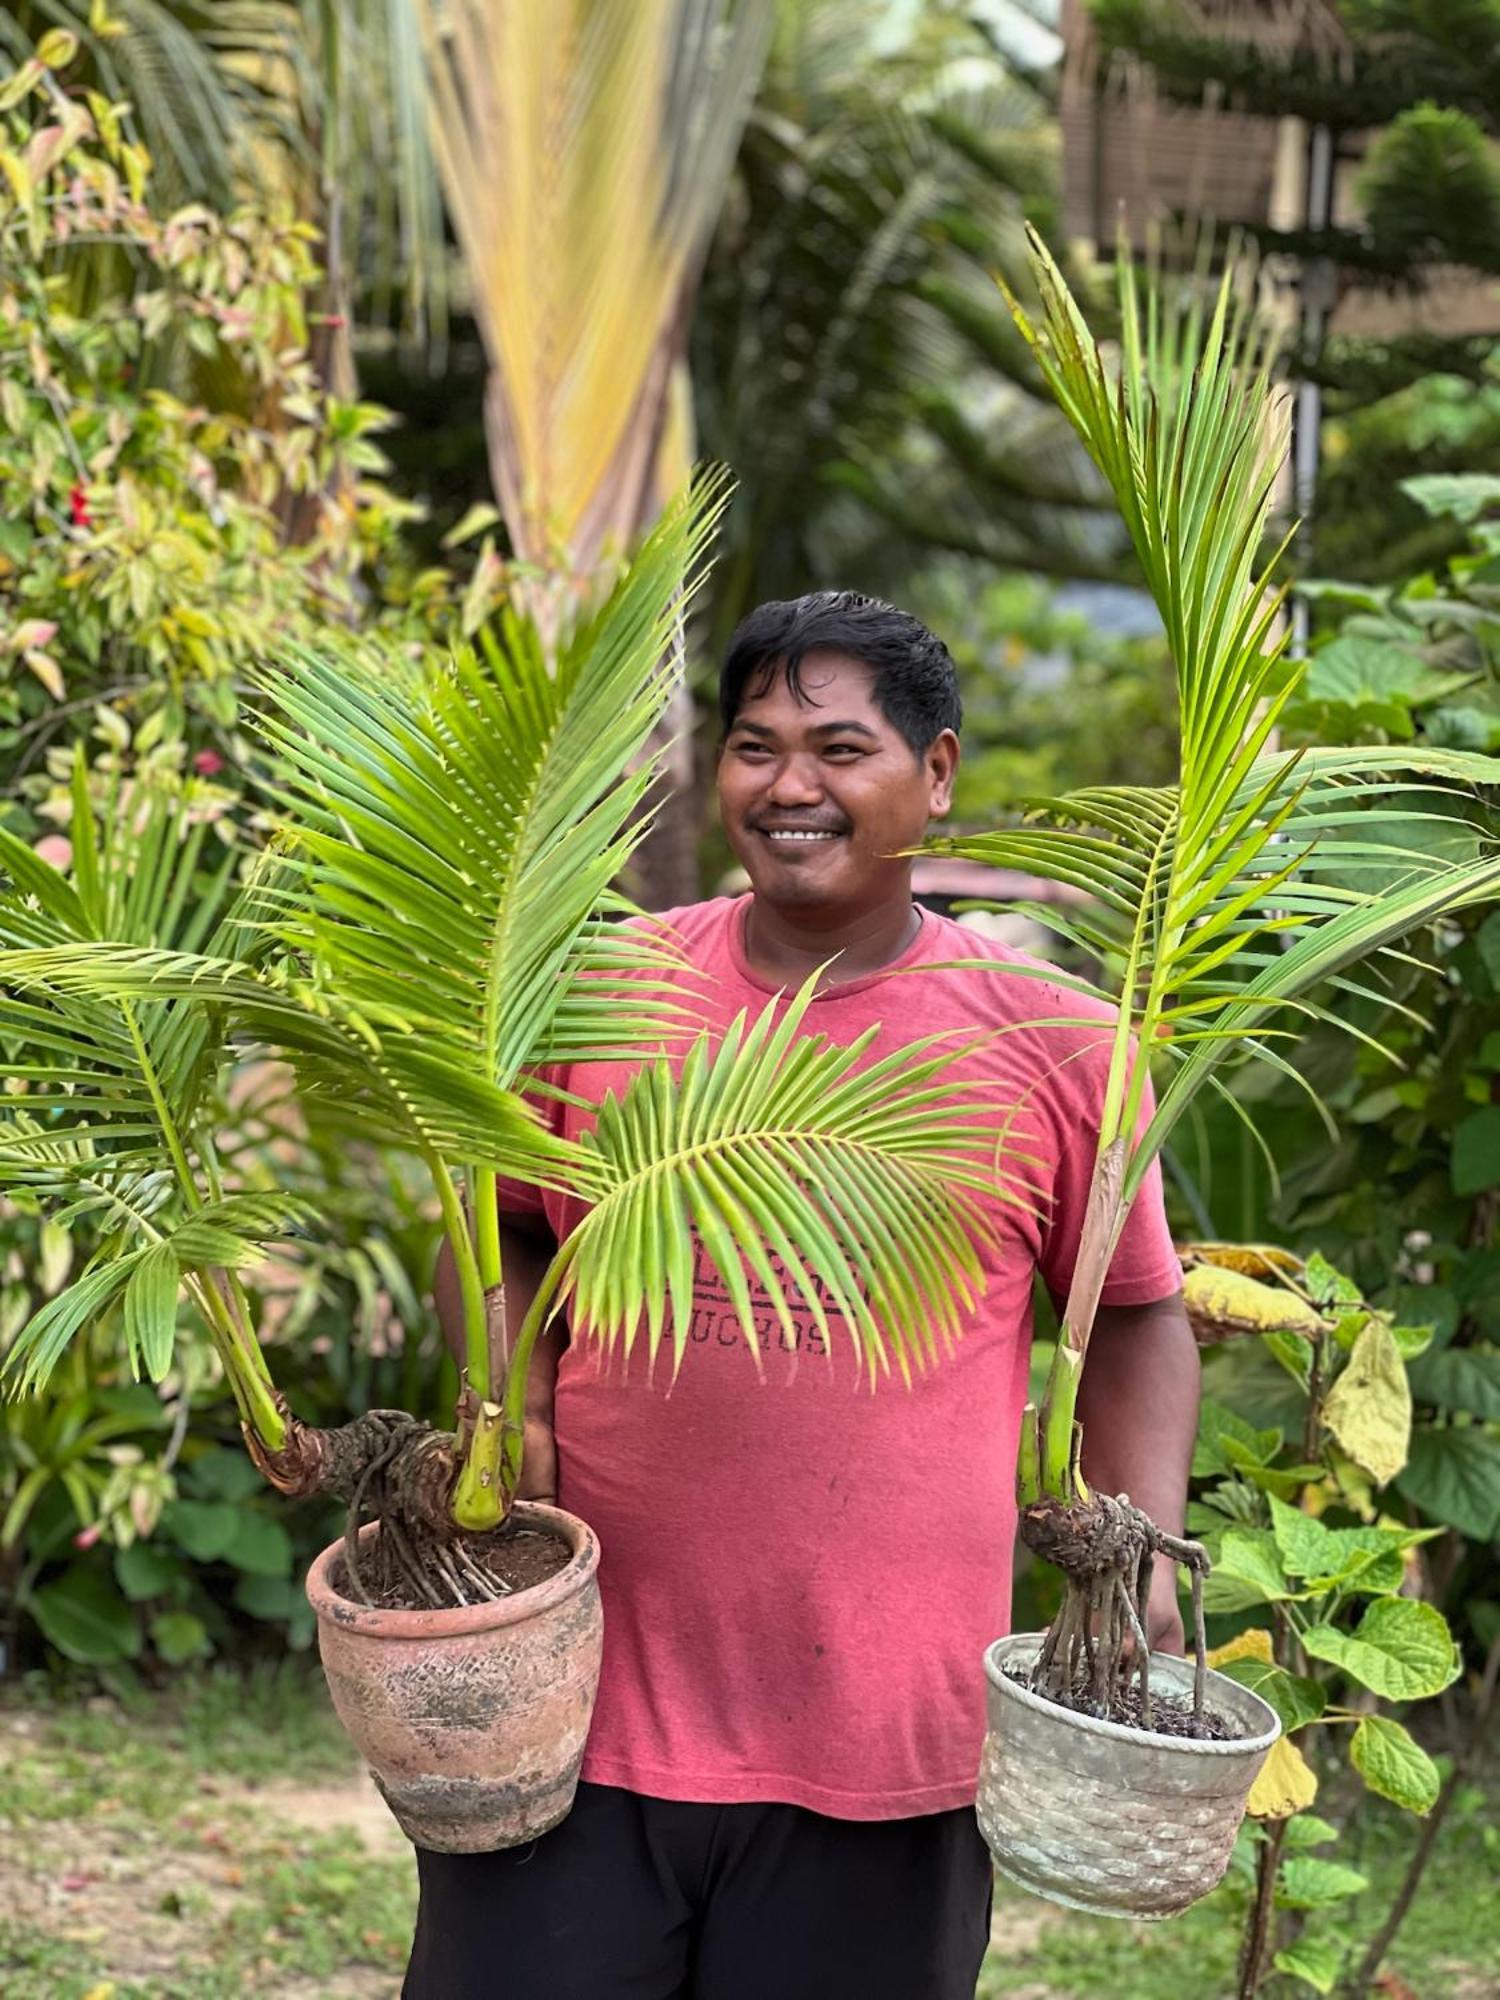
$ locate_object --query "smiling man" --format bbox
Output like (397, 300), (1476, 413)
(413, 592), (1198, 2000)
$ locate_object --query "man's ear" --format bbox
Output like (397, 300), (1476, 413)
(926, 729), (959, 820)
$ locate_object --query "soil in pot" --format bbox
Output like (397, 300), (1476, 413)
(330, 1520), (573, 1612)
(1001, 1662), (1241, 1741)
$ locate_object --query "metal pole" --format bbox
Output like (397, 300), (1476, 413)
(1291, 122), (1335, 657)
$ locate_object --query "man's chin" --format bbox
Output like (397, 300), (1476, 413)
(742, 860), (830, 901)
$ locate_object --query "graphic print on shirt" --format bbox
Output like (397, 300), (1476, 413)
(685, 1235), (856, 1360)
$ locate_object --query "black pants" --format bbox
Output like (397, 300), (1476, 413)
(403, 1781), (993, 2000)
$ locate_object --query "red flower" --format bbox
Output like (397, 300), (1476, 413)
(193, 748), (224, 777)
(72, 1523), (102, 1550)
(68, 483), (91, 528)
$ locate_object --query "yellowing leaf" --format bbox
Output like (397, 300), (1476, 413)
(0, 61), (44, 114)
(1321, 1317), (1412, 1485)
(25, 650), (65, 700)
(1247, 1733), (1318, 1819)
(0, 149), (31, 207)
(1207, 1627), (1274, 1669)
(11, 618), (58, 650)
(1182, 1241), (1304, 1279)
(1183, 1262), (1323, 1344)
(35, 28), (80, 70)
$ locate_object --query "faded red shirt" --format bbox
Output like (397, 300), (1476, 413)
(501, 897), (1181, 1819)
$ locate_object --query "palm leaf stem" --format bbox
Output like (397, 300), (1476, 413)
(430, 1151), (489, 1402)
(119, 1001), (200, 1212)
(1096, 820), (1172, 1173)
(471, 1166), (502, 1290)
(497, 1253), (570, 1511)
(183, 1267), (285, 1449)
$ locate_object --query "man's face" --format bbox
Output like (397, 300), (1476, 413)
(717, 649), (958, 921)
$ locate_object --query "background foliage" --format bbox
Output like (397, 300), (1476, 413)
(0, 7), (1497, 1991)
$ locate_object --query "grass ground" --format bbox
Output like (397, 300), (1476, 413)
(0, 1665), (1494, 1998)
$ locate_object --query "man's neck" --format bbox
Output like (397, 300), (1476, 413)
(741, 895), (922, 990)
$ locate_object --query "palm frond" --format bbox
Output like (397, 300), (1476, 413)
(927, 236), (1500, 1349)
(551, 982), (1026, 1388)
(419, 0), (769, 581)
(257, 477), (725, 1099)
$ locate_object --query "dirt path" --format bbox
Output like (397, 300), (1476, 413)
(245, 1770), (410, 1857)
(0, 1733), (416, 1999)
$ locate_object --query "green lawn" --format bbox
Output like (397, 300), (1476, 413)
(0, 1667), (1493, 1998)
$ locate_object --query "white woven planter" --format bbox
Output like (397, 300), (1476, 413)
(977, 1633), (1280, 1920)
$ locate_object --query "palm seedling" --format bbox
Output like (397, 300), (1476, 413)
(0, 482), (1012, 1607)
(927, 238), (1500, 1730)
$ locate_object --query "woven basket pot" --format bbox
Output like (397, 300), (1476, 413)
(977, 1632), (1280, 1920)
(306, 1502), (602, 1854)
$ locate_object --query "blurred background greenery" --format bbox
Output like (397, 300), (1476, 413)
(1, 3), (1498, 1991)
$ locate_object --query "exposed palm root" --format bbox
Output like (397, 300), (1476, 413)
(242, 1399), (504, 1608)
(1021, 1491), (1210, 1732)
(242, 1401), (553, 1611)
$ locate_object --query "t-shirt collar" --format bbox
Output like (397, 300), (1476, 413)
(728, 894), (934, 1000)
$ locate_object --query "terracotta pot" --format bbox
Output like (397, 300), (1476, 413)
(976, 1633), (1280, 1920)
(305, 1502), (603, 1854)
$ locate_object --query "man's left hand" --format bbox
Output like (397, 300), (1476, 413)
(1145, 1563), (1186, 1656)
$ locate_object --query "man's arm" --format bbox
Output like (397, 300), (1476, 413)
(434, 1211), (567, 1504)
(1075, 1293), (1200, 1653)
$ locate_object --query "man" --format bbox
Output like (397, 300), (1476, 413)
(414, 592), (1197, 2000)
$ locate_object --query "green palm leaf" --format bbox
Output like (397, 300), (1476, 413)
(938, 238), (1499, 1126)
(494, 980), (1028, 1481)
(930, 233), (1500, 1391)
(258, 476), (726, 1098)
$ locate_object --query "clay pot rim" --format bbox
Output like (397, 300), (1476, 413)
(984, 1631), (1281, 1758)
(304, 1500), (600, 1640)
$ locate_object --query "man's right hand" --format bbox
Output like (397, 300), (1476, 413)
(517, 1415), (558, 1506)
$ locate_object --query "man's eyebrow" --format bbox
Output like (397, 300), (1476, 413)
(728, 718), (881, 739)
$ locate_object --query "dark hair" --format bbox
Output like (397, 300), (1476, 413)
(719, 591), (962, 756)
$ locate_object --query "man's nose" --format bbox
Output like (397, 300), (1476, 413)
(764, 754), (824, 806)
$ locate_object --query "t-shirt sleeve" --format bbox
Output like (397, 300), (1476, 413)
(1037, 1047), (1183, 1311)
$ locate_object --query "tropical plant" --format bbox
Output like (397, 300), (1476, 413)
(1179, 479), (1500, 1641)
(415, 0), (772, 905)
(0, 41), (468, 793)
(693, 0), (1121, 662)
(0, 481), (1018, 1606)
(1088, 0), (1500, 582)
(925, 237), (1500, 1728)
(0, 0), (449, 349)
(1181, 1243), (1467, 1996)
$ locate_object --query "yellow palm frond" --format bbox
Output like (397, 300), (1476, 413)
(419, 0), (770, 607)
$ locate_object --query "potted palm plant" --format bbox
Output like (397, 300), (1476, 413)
(0, 484), (1010, 1852)
(930, 238), (1500, 1917)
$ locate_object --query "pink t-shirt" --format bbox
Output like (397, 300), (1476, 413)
(502, 896), (1181, 1820)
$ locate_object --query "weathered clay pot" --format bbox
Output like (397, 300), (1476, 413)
(977, 1633), (1279, 1920)
(306, 1502), (602, 1854)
